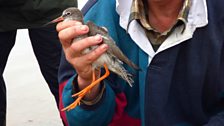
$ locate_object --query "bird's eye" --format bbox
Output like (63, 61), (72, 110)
(66, 12), (71, 16)
(63, 12), (71, 17)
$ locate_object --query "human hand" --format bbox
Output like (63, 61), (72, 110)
(56, 21), (109, 99)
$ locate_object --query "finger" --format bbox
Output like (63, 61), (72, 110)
(58, 25), (89, 48)
(63, 35), (103, 60)
(70, 35), (103, 55)
(56, 21), (82, 32)
(70, 44), (108, 73)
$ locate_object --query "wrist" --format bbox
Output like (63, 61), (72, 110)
(77, 75), (101, 100)
(77, 75), (92, 90)
(72, 74), (105, 106)
(81, 83), (105, 106)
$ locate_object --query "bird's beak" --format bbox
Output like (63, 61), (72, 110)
(50, 16), (64, 23)
(44, 16), (64, 26)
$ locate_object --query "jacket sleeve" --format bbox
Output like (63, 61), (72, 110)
(62, 76), (116, 126)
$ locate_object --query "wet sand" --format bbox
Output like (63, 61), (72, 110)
(4, 29), (63, 126)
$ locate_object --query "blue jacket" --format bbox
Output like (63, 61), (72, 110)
(58, 0), (224, 125)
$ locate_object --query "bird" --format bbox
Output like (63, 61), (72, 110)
(49, 7), (140, 111)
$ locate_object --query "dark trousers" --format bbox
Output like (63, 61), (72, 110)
(0, 25), (62, 126)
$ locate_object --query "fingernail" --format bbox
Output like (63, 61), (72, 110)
(101, 44), (108, 50)
(95, 35), (102, 42)
(80, 25), (88, 31)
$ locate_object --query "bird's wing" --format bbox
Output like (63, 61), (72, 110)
(86, 21), (108, 35)
(86, 21), (140, 70)
(86, 21), (124, 60)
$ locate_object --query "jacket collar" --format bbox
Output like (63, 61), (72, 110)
(116, 0), (208, 31)
(116, 0), (208, 60)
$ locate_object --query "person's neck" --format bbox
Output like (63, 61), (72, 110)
(146, 0), (184, 32)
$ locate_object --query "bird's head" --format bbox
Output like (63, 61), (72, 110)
(62, 7), (83, 22)
(47, 7), (84, 25)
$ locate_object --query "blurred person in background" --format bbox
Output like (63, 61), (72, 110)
(0, 0), (77, 126)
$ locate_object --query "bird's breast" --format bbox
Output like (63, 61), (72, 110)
(92, 53), (112, 69)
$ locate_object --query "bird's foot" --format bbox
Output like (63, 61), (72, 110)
(62, 63), (110, 111)
(61, 96), (83, 111)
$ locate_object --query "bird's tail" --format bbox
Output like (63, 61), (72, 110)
(109, 63), (134, 87)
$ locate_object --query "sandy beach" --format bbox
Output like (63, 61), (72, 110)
(4, 1), (87, 125)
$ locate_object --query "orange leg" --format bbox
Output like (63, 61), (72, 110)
(61, 70), (97, 111)
(62, 63), (110, 111)
(71, 69), (97, 97)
